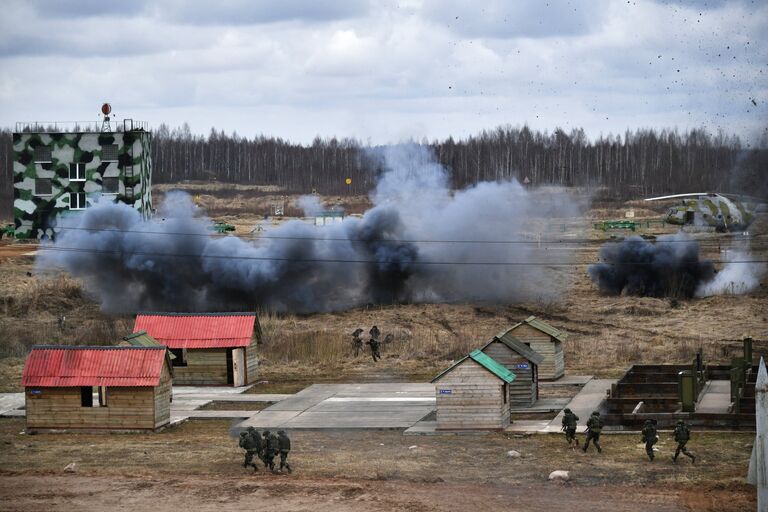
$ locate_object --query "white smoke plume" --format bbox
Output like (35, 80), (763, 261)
(296, 195), (324, 217)
(37, 144), (584, 313)
(695, 249), (767, 297)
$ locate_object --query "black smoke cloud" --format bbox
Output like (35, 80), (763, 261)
(588, 234), (716, 298)
(38, 144), (583, 313)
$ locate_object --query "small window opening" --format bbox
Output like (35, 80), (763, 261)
(169, 348), (187, 367)
(35, 178), (52, 196)
(69, 163), (86, 181)
(502, 383), (508, 404)
(33, 146), (52, 162)
(69, 192), (87, 210)
(80, 386), (93, 407)
(101, 144), (119, 161)
(102, 177), (119, 194)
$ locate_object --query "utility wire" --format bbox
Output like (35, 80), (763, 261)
(34, 245), (768, 266)
(47, 225), (766, 247)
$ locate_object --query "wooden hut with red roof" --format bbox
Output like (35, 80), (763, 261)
(133, 312), (261, 386)
(22, 346), (173, 432)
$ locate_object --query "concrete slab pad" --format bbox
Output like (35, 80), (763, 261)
(540, 375), (593, 387)
(506, 420), (553, 432)
(511, 398), (569, 413)
(697, 380), (731, 414)
(233, 383), (436, 431)
(0, 393), (24, 416)
(547, 379), (615, 432)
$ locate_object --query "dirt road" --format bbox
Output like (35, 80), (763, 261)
(0, 419), (756, 511)
(0, 474), (697, 512)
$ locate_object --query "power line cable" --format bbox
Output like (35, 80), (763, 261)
(34, 245), (768, 266)
(47, 225), (766, 247)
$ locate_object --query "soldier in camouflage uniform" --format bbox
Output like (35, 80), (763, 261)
(366, 336), (381, 362)
(561, 408), (579, 447)
(239, 427), (262, 471)
(582, 411), (603, 453)
(672, 420), (696, 464)
(263, 430), (280, 473)
(351, 328), (364, 357)
(277, 430), (293, 473)
(641, 419), (658, 461)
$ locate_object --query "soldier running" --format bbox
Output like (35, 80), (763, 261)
(561, 408), (579, 447)
(263, 429), (280, 473)
(277, 430), (293, 473)
(641, 419), (658, 461)
(672, 420), (696, 464)
(351, 328), (364, 357)
(239, 426), (262, 471)
(366, 325), (382, 361)
(366, 337), (381, 362)
(582, 411), (603, 453)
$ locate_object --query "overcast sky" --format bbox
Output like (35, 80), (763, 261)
(0, 0), (765, 144)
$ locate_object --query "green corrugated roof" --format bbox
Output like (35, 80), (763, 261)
(432, 349), (516, 384)
(483, 331), (545, 365)
(122, 331), (176, 359)
(510, 315), (568, 342)
(469, 349), (516, 383)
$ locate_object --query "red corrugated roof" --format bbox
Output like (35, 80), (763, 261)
(22, 346), (167, 387)
(133, 313), (256, 349)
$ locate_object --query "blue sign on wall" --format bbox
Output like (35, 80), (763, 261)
(439, 389), (452, 394)
(516, 363), (530, 369)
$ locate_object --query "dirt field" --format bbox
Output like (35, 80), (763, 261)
(0, 191), (765, 510)
(0, 418), (756, 511)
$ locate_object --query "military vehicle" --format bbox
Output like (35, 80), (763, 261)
(644, 193), (758, 232)
(211, 222), (236, 234)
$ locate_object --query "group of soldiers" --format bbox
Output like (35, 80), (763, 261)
(238, 427), (292, 474)
(561, 409), (696, 463)
(352, 325), (392, 362)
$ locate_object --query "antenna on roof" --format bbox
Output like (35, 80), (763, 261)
(100, 103), (112, 132)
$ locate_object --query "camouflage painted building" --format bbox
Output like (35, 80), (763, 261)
(13, 126), (152, 239)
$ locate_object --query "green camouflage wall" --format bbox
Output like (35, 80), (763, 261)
(13, 131), (152, 239)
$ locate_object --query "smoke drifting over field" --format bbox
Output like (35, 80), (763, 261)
(38, 144), (582, 313)
(588, 234), (765, 298)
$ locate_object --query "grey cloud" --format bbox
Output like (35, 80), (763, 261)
(422, 0), (610, 39)
(27, 0), (151, 18)
(157, 0), (370, 25)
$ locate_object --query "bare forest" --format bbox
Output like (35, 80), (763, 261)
(1, 124), (766, 218)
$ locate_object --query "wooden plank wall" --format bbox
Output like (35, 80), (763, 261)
(173, 349), (228, 385)
(245, 337), (259, 384)
(153, 363), (172, 428)
(481, 341), (536, 406)
(26, 386), (156, 430)
(509, 324), (564, 379)
(435, 361), (509, 430)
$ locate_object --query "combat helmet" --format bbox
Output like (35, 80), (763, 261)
(564, 408), (571, 413)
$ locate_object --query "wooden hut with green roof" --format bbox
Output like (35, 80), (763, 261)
(431, 349), (516, 430)
(506, 316), (568, 380)
(479, 329), (544, 407)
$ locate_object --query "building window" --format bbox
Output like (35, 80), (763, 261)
(34, 178), (52, 196)
(33, 146), (52, 162)
(70, 192), (87, 210)
(69, 163), (86, 181)
(124, 165), (134, 177)
(502, 383), (508, 404)
(101, 144), (119, 161)
(125, 187), (134, 200)
(169, 348), (188, 367)
(102, 177), (119, 194)
(80, 386), (93, 407)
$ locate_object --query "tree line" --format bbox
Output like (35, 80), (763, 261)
(1, 123), (766, 217)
